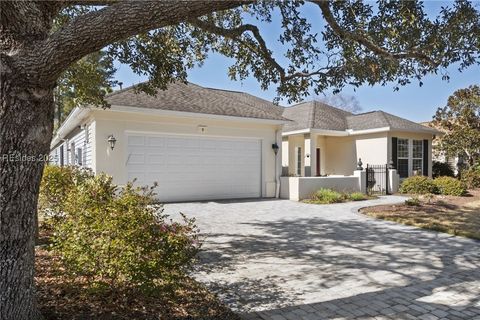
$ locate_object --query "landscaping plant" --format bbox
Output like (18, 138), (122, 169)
(432, 161), (455, 178)
(461, 168), (480, 189)
(399, 176), (438, 195)
(348, 192), (368, 201)
(41, 168), (200, 292)
(310, 188), (345, 204)
(433, 176), (466, 196)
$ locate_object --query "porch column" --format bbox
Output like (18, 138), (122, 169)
(310, 134), (317, 176)
(304, 133), (311, 176)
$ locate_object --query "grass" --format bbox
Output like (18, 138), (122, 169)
(35, 227), (238, 320)
(360, 191), (480, 240)
(304, 188), (375, 204)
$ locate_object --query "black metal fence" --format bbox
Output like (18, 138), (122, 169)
(366, 164), (389, 195)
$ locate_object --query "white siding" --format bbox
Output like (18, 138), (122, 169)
(49, 121), (94, 170)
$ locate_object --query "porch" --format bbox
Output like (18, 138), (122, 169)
(281, 131), (359, 177)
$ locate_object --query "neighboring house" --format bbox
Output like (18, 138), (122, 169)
(420, 121), (460, 174)
(282, 101), (439, 179)
(50, 83), (439, 202)
(50, 82), (287, 202)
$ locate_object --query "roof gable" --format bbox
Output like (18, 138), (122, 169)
(283, 101), (437, 134)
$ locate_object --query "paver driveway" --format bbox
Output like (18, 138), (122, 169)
(164, 197), (480, 320)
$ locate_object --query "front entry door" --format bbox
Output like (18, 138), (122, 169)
(316, 148), (321, 176)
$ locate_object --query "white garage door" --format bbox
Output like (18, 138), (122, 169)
(126, 133), (262, 202)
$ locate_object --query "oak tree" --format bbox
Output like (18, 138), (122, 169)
(1, 1), (479, 319)
(433, 85), (480, 166)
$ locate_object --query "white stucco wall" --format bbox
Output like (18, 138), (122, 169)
(355, 132), (389, 166)
(91, 109), (281, 197)
(280, 176), (361, 201)
(323, 136), (357, 175)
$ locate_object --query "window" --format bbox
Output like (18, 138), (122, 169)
(60, 145), (64, 166)
(76, 148), (83, 166)
(412, 140), (423, 175)
(70, 142), (75, 165)
(295, 147), (302, 176)
(397, 139), (409, 178)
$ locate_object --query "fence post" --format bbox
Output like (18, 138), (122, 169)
(386, 163), (389, 195)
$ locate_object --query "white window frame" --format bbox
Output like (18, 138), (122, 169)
(397, 138), (409, 178)
(70, 141), (75, 165)
(412, 139), (423, 176)
(295, 146), (302, 176)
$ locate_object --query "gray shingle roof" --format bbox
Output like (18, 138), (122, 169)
(346, 111), (437, 133)
(282, 101), (353, 131)
(283, 101), (437, 133)
(106, 82), (288, 121)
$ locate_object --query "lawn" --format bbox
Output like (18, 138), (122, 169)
(35, 227), (238, 320)
(360, 189), (480, 240)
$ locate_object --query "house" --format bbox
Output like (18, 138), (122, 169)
(50, 82), (439, 202)
(282, 101), (439, 179)
(50, 82), (287, 202)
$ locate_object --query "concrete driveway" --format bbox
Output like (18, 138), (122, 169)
(164, 197), (480, 320)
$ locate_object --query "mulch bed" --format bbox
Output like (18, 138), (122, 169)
(35, 232), (239, 320)
(359, 189), (480, 240)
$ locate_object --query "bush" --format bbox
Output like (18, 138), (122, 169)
(39, 165), (93, 216)
(433, 176), (466, 196)
(432, 161), (455, 178)
(405, 196), (420, 206)
(310, 188), (345, 204)
(349, 192), (368, 201)
(399, 176), (438, 195)
(42, 168), (199, 291)
(461, 168), (480, 189)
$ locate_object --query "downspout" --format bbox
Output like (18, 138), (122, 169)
(275, 129), (281, 198)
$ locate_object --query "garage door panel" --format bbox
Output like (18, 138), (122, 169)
(126, 134), (261, 202)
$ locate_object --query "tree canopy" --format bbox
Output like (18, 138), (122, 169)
(53, 0), (480, 109)
(2, 1), (480, 319)
(433, 84), (480, 166)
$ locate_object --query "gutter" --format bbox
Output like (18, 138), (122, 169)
(50, 107), (91, 149)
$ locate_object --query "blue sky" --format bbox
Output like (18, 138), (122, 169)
(113, 1), (480, 123)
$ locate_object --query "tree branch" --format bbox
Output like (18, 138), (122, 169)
(16, 0), (251, 86)
(313, 0), (438, 66)
(190, 18), (330, 82)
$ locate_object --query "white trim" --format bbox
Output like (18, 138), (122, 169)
(347, 127), (391, 135)
(283, 126), (438, 137)
(109, 105), (289, 125)
(282, 129), (311, 136)
(124, 129), (263, 141)
(51, 107), (92, 148)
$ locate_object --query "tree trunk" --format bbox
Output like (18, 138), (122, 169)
(0, 63), (55, 319)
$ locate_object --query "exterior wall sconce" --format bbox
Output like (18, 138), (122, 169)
(271, 143), (279, 155)
(107, 135), (117, 150)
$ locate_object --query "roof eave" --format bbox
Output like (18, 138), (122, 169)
(50, 107), (92, 149)
(109, 105), (291, 125)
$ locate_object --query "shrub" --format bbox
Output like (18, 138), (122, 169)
(43, 169), (200, 291)
(461, 168), (480, 189)
(405, 196), (420, 206)
(310, 188), (345, 204)
(399, 176), (437, 195)
(433, 176), (466, 196)
(349, 192), (368, 201)
(39, 165), (93, 216)
(432, 161), (455, 178)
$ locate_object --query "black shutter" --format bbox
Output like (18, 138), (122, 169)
(391, 137), (398, 169)
(423, 139), (429, 176)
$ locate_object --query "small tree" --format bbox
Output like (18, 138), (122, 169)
(433, 85), (480, 167)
